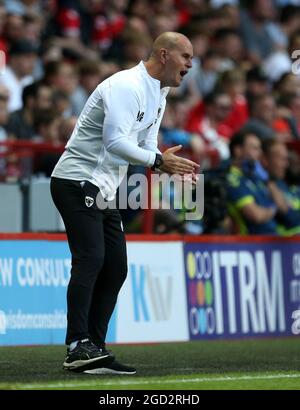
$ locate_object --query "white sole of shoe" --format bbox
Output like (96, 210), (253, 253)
(83, 368), (136, 375)
(63, 354), (109, 370)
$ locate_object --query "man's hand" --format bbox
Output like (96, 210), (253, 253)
(160, 145), (200, 176)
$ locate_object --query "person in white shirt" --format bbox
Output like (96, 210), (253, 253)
(0, 40), (38, 112)
(50, 31), (198, 375)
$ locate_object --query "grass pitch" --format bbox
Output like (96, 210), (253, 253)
(0, 338), (300, 390)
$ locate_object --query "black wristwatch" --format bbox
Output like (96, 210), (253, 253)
(151, 153), (164, 171)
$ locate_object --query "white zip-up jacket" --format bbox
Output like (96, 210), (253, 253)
(52, 61), (169, 200)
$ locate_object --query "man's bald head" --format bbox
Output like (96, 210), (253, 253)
(151, 32), (192, 57)
(144, 31), (193, 88)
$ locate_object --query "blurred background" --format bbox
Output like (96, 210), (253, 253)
(0, 0), (300, 236)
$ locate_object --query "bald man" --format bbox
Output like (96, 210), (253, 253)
(51, 32), (198, 375)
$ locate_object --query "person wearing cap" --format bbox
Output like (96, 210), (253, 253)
(0, 40), (39, 112)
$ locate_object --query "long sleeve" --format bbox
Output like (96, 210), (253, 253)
(102, 80), (156, 166)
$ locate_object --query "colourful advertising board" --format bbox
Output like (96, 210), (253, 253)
(184, 239), (300, 339)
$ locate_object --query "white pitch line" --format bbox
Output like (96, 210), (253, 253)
(14, 373), (300, 390)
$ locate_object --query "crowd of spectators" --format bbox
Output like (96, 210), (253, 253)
(0, 0), (300, 235)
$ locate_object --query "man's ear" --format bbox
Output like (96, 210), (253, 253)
(160, 48), (168, 64)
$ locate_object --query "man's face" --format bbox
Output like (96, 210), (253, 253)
(36, 86), (53, 110)
(163, 39), (193, 87)
(13, 53), (37, 77)
(264, 144), (289, 180)
(242, 134), (262, 162)
(211, 94), (233, 122)
(255, 96), (276, 125)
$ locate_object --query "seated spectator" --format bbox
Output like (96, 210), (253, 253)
(160, 96), (204, 158)
(72, 60), (102, 116)
(183, 50), (224, 98)
(242, 93), (277, 140)
(6, 81), (53, 140)
(261, 139), (300, 235)
(173, 25), (210, 106)
(33, 108), (61, 176)
(239, 0), (278, 64)
(246, 65), (270, 103)
(3, 11), (24, 45)
(213, 28), (244, 69)
(216, 68), (249, 132)
(0, 39), (39, 112)
(263, 21), (300, 82)
(274, 93), (300, 140)
(286, 149), (300, 187)
(52, 90), (72, 118)
(227, 130), (279, 234)
(274, 72), (300, 97)
(186, 90), (232, 161)
(119, 30), (152, 68)
(43, 60), (78, 116)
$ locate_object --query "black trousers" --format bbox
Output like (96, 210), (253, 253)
(50, 177), (127, 346)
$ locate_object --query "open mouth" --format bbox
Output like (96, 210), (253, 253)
(180, 70), (188, 79)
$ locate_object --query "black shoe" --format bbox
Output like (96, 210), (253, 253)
(63, 339), (112, 371)
(83, 359), (136, 375)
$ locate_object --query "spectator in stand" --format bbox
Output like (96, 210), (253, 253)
(33, 108), (60, 143)
(6, 81), (53, 140)
(263, 8), (300, 82)
(213, 28), (244, 69)
(216, 69), (249, 133)
(160, 96), (204, 158)
(127, 0), (153, 22)
(286, 149), (300, 189)
(3, 12), (24, 45)
(245, 66), (270, 104)
(119, 29), (152, 68)
(33, 108), (61, 176)
(239, 0), (279, 64)
(72, 60), (102, 116)
(273, 93), (300, 141)
(217, 3), (241, 29)
(184, 50), (224, 98)
(149, 14), (180, 40)
(261, 139), (300, 235)
(185, 90), (233, 162)
(52, 90), (72, 118)
(43, 60), (79, 116)
(23, 13), (43, 44)
(0, 39), (39, 112)
(91, 0), (128, 55)
(174, 26), (210, 106)
(227, 130), (280, 234)
(242, 93), (277, 141)
(274, 72), (300, 97)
